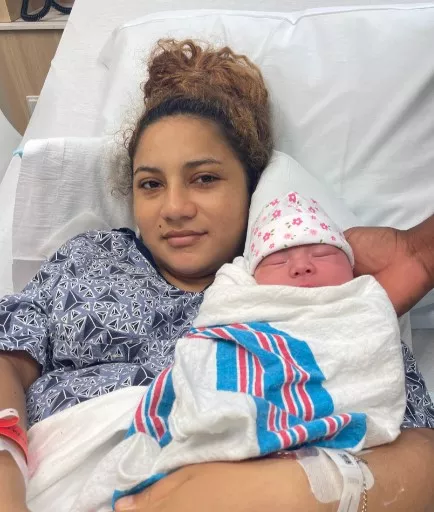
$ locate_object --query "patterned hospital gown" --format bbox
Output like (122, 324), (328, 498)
(0, 229), (433, 429)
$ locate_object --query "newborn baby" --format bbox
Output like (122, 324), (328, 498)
(73, 192), (406, 511)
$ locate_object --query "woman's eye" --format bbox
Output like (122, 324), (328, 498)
(140, 180), (161, 190)
(194, 174), (219, 185)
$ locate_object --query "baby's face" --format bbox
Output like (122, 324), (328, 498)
(254, 244), (353, 288)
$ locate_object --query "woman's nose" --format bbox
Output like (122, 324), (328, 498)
(160, 186), (197, 221)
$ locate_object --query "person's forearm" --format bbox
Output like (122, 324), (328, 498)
(114, 428), (434, 512)
(259, 429), (434, 512)
(359, 428), (434, 511)
(0, 355), (31, 504)
(407, 214), (434, 293)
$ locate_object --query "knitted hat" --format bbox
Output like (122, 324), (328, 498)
(247, 191), (354, 275)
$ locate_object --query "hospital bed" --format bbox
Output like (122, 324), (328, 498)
(0, 0), (433, 400)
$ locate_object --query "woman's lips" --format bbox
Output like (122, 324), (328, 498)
(164, 231), (206, 248)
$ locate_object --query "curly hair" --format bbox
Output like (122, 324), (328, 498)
(114, 39), (273, 196)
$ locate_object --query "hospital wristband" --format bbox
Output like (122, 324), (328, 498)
(0, 409), (28, 461)
(321, 448), (368, 512)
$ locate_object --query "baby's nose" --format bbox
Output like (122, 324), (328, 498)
(289, 260), (315, 278)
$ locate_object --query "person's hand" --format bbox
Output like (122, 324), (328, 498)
(114, 458), (333, 512)
(344, 225), (431, 316)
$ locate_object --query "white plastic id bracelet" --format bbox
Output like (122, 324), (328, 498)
(0, 408), (19, 420)
(0, 436), (29, 487)
(321, 448), (366, 512)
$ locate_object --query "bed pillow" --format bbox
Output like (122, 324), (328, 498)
(97, 6), (434, 324)
(11, 137), (135, 292)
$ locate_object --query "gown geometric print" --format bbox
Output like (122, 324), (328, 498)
(0, 230), (202, 426)
(0, 229), (433, 429)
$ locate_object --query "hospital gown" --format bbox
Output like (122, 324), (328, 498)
(0, 229), (433, 429)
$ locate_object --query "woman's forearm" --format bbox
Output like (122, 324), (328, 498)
(266, 429), (434, 512)
(116, 429), (434, 512)
(244, 429), (434, 512)
(359, 428), (434, 511)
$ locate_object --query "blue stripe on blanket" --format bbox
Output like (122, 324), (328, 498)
(214, 322), (366, 453)
(114, 371), (176, 505)
(126, 368), (174, 447)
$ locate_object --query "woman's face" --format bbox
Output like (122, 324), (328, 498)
(132, 115), (250, 291)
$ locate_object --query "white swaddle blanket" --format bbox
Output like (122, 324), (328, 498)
(67, 258), (405, 511)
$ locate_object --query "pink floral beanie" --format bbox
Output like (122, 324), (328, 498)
(247, 191), (354, 275)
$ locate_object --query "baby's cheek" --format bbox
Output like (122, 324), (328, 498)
(255, 266), (289, 286)
(254, 266), (267, 285)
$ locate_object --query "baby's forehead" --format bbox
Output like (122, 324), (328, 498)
(276, 243), (335, 255)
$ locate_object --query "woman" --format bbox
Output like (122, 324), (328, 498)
(0, 40), (433, 512)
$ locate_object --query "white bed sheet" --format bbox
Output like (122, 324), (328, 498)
(21, 0), (420, 144)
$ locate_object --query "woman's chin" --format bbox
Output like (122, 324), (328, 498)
(160, 255), (217, 283)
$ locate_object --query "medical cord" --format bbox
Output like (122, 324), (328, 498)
(52, 1), (72, 15)
(20, 0), (72, 22)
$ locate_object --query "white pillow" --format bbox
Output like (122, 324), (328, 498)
(97, 6), (434, 227)
(12, 137), (135, 292)
(98, 6), (434, 324)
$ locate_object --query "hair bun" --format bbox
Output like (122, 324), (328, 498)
(144, 39), (268, 114)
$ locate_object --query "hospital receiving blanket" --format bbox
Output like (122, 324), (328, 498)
(26, 386), (146, 512)
(73, 258), (405, 510)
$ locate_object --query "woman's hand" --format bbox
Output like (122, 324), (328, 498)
(114, 457), (332, 512)
(344, 224), (433, 316)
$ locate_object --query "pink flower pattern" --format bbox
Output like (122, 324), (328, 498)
(248, 191), (352, 272)
(272, 209), (282, 219)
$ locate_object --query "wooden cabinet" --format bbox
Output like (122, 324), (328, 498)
(0, 10), (67, 134)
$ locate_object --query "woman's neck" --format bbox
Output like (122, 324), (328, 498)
(159, 268), (215, 293)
